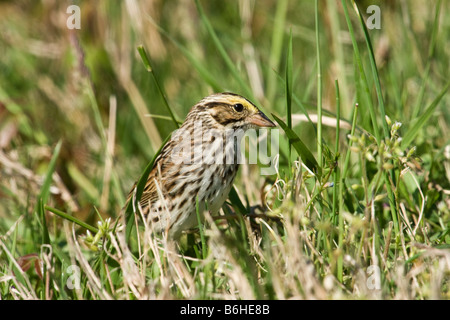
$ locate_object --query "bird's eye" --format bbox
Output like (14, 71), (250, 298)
(233, 103), (244, 112)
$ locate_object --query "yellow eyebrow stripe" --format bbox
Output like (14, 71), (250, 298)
(200, 93), (259, 113)
(225, 97), (258, 113)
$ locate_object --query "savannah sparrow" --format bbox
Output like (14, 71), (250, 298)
(127, 92), (275, 238)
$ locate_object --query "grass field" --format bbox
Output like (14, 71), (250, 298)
(0, 0), (449, 300)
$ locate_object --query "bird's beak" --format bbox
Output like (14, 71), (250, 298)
(249, 111), (276, 128)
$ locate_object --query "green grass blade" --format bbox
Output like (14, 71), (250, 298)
(341, 0), (380, 143)
(401, 82), (449, 149)
(272, 113), (318, 173)
(353, 1), (390, 139)
(195, 196), (207, 260)
(36, 140), (62, 206)
(67, 162), (100, 204)
(285, 30), (293, 132)
(275, 71), (316, 129)
(45, 205), (99, 234)
(35, 138), (56, 242)
(38, 199), (51, 245)
(137, 45), (180, 129)
(315, 0), (323, 171)
(332, 80), (341, 224)
(228, 186), (247, 215)
(285, 30), (293, 171)
(86, 85), (108, 148)
(266, 0), (289, 104)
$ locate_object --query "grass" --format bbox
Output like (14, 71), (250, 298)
(0, 0), (449, 300)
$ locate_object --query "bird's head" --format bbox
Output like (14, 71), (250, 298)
(193, 92), (276, 130)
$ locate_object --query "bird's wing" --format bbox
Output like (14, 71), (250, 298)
(125, 139), (174, 212)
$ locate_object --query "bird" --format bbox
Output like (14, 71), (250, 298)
(126, 92), (276, 239)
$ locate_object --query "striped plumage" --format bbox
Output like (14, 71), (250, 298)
(126, 93), (275, 238)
